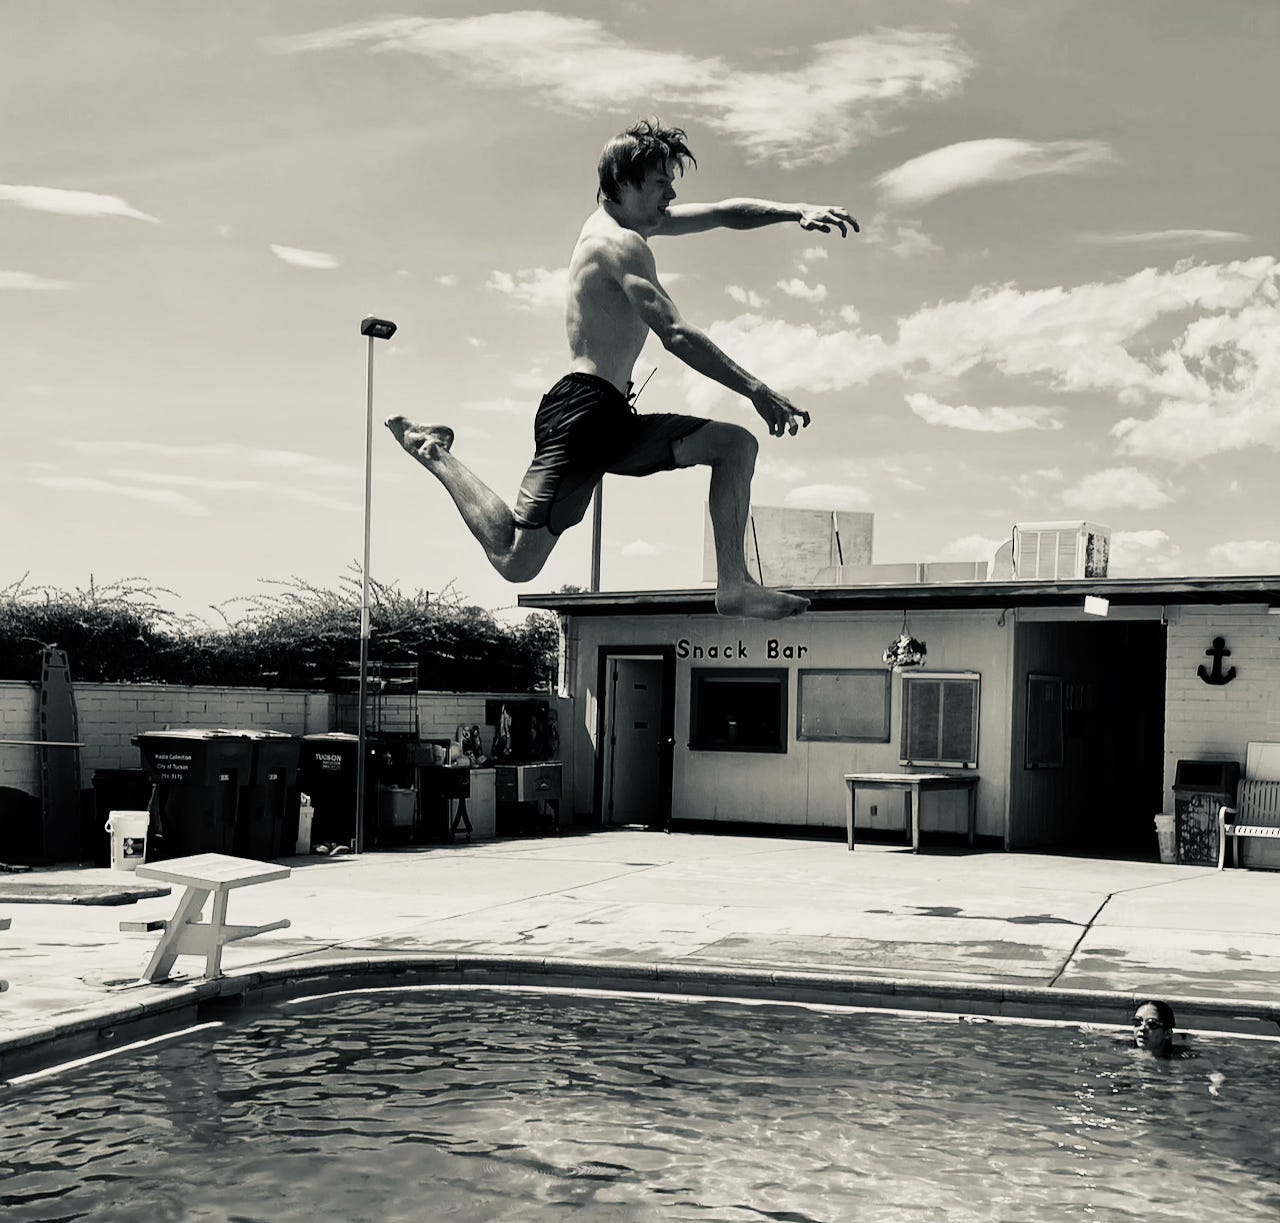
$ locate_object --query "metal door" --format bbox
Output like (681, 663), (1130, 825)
(606, 657), (665, 825)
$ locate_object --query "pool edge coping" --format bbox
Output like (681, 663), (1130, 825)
(4, 953), (1279, 1079)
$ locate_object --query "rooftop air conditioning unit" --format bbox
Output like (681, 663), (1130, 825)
(1012, 521), (1110, 580)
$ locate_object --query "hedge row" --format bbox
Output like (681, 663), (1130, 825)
(0, 575), (558, 692)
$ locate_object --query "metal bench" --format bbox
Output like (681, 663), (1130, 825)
(1218, 779), (1280, 870)
(121, 853), (290, 982)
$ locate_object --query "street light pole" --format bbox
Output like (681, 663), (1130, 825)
(355, 314), (397, 855)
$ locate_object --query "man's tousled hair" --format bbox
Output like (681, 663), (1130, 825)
(597, 118), (696, 204)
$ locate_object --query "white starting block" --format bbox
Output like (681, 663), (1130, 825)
(0, 915), (10, 993)
(122, 853), (291, 983)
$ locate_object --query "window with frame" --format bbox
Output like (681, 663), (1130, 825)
(899, 672), (980, 767)
(689, 668), (787, 753)
(797, 669), (891, 742)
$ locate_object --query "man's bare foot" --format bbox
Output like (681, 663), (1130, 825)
(715, 583), (809, 620)
(385, 415), (454, 467)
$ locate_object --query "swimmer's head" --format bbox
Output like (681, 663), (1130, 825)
(597, 118), (696, 205)
(1133, 1000), (1175, 1055)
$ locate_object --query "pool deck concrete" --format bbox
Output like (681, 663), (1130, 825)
(3, 829), (1280, 1064)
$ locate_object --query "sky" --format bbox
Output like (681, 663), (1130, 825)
(4, 0), (1279, 622)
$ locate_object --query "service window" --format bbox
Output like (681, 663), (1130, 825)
(797, 669), (891, 742)
(689, 668), (788, 752)
(899, 672), (980, 767)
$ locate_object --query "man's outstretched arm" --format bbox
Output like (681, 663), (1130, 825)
(655, 200), (858, 238)
(614, 235), (810, 438)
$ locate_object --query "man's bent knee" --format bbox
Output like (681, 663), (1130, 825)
(493, 528), (556, 583)
(676, 421), (757, 469)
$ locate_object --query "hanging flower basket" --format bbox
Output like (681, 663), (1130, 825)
(883, 633), (927, 670)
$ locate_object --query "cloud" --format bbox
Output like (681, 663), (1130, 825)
(1110, 288), (1280, 461)
(776, 278), (828, 303)
(0, 184), (160, 223)
(688, 258), (1280, 463)
(0, 270), (73, 290)
(1078, 228), (1249, 246)
(684, 314), (892, 412)
(30, 476), (208, 516)
(487, 266), (569, 311)
(861, 211), (941, 258)
(457, 397), (531, 415)
(876, 138), (1114, 206)
(783, 483), (873, 509)
(1109, 529), (1184, 576)
(1060, 466), (1173, 511)
(799, 247), (829, 264)
(63, 440), (357, 481)
(934, 533), (1008, 563)
(275, 16), (972, 166)
(112, 470), (359, 514)
(435, 274), (458, 287)
(1012, 466), (1064, 499)
(727, 285), (766, 309)
(895, 256), (1280, 459)
(620, 539), (659, 557)
(905, 392), (1062, 433)
(1206, 539), (1280, 572)
(269, 243), (340, 270)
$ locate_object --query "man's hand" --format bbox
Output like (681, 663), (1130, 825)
(752, 386), (811, 438)
(798, 204), (859, 237)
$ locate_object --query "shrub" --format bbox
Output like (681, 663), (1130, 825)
(0, 573), (558, 692)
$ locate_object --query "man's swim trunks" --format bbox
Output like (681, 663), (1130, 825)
(513, 372), (709, 536)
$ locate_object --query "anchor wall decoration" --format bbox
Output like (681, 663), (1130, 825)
(1197, 637), (1237, 686)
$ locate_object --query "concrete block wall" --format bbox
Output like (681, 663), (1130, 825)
(1164, 606), (1280, 867)
(0, 683), (39, 793)
(1163, 607), (1280, 793)
(0, 682), (330, 789)
(0, 681), (572, 814)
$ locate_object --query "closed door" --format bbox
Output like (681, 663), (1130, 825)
(607, 658), (664, 824)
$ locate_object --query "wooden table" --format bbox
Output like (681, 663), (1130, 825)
(843, 772), (979, 853)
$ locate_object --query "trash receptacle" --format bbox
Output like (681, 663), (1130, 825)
(298, 733), (385, 851)
(133, 730), (255, 859)
(1171, 759), (1240, 866)
(236, 731), (302, 860)
(1153, 813), (1176, 864)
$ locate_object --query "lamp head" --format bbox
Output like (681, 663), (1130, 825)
(360, 316), (397, 340)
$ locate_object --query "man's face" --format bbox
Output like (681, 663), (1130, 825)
(1132, 1004), (1168, 1052)
(626, 159), (677, 224)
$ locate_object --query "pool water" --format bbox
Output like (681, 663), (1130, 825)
(2, 988), (1278, 1222)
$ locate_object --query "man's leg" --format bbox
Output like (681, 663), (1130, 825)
(672, 422), (809, 620)
(386, 416), (557, 582)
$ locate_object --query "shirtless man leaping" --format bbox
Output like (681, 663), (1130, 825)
(387, 118), (857, 620)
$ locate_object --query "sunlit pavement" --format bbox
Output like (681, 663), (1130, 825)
(3, 828), (1280, 1045)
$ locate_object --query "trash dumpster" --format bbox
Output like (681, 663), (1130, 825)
(298, 733), (386, 851)
(87, 768), (154, 868)
(133, 730), (255, 859)
(1171, 759), (1240, 866)
(236, 731), (302, 860)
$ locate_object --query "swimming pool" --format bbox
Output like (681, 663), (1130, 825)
(2, 986), (1277, 1221)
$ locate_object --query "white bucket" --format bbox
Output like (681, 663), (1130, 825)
(105, 810), (150, 872)
(1154, 813), (1176, 864)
